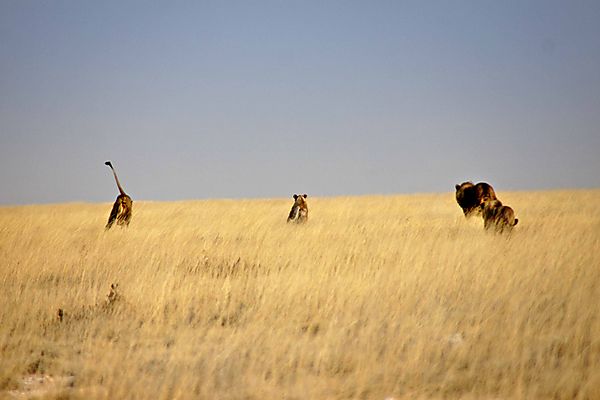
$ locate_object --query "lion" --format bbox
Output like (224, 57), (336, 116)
(287, 194), (308, 223)
(481, 199), (519, 233)
(105, 283), (120, 305)
(105, 161), (133, 229)
(455, 181), (497, 217)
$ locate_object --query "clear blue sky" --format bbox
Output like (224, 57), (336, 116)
(1, 1), (599, 204)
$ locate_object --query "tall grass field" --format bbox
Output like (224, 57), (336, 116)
(1, 190), (599, 399)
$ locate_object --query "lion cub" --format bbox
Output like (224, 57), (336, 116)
(287, 194), (308, 223)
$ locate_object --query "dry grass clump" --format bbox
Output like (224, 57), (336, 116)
(1, 190), (599, 399)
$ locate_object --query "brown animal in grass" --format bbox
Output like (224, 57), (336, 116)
(53, 284), (121, 324)
(105, 283), (120, 305)
(105, 161), (132, 229)
(455, 181), (497, 217)
(287, 194), (308, 223)
(481, 199), (519, 233)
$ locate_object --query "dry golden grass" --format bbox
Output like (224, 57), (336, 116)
(1, 190), (599, 399)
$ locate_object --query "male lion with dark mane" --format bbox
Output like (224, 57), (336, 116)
(455, 181), (497, 217)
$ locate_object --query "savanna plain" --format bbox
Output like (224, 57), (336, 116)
(1, 190), (599, 399)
